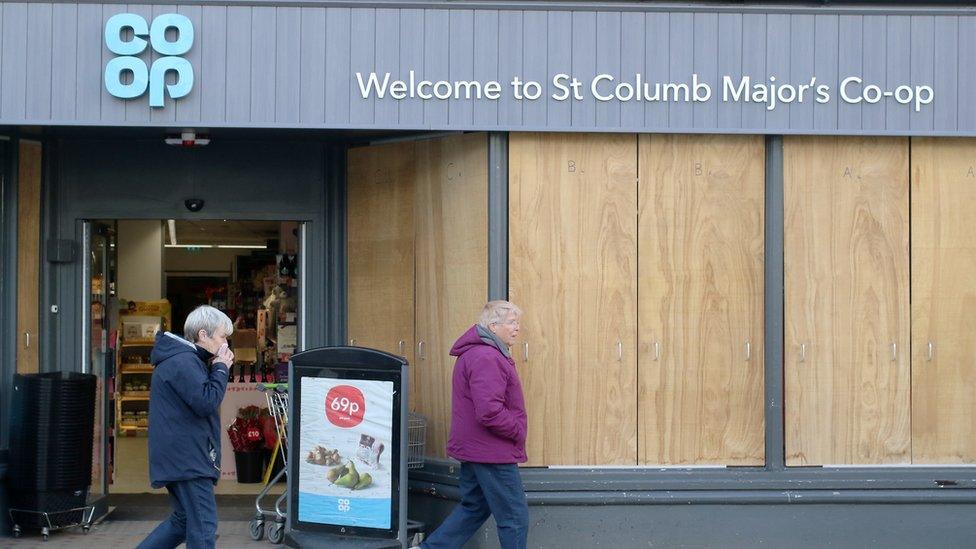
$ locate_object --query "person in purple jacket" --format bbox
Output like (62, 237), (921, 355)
(418, 300), (529, 549)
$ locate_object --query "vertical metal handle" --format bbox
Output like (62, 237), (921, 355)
(800, 343), (806, 363)
(418, 340), (426, 360)
(24, 331), (30, 349)
(398, 340), (405, 355)
(617, 341), (623, 362)
(349, 338), (356, 346)
(523, 342), (529, 362)
(745, 341), (751, 361)
(891, 342), (897, 362)
(653, 342), (660, 361)
(927, 341), (934, 362)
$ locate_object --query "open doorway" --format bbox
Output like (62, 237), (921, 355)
(85, 219), (301, 496)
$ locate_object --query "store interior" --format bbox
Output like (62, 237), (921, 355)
(88, 218), (299, 495)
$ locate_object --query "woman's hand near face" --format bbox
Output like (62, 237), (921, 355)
(215, 343), (235, 368)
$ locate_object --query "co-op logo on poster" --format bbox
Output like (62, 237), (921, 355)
(104, 14), (194, 107)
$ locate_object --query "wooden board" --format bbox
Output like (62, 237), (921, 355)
(784, 136), (910, 466)
(346, 141), (416, 371)
(509, 132), (638, 466)
(16, 140), (41, 374)
(413, 133), (489, 459)
(911, 138), (976, 464)
(637, 134), (765, 466)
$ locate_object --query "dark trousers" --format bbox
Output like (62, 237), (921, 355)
(422, 462), (529, 549)
(137, 478), (218, 549)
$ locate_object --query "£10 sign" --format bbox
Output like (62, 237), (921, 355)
(104, 13), (194, 107)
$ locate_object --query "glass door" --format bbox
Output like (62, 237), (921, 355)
(83, 221), (116, 497)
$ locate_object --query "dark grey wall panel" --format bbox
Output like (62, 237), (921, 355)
(423, 9), (449, 127)
(546, 11), (570, 127)
(151, 4), (179, 125)
(26, 3), (53, 122)
(865, 15), (889, 130)
(176, 4), (203, 124)
(300, 7), (327, 125)
(620, 12), (644, 129)
(3, 3), (976, 135)
(472, 10), (498, 127)
(374, 8), (400, 125)
(250, 7), (277, 124)
(100, 4), (126, 122)
(349, 8), (375, 126)
(933, 17), (958, 131)
(765, 14), (790, 130)
(644, 12), (669, 128)
(324, 8), (350, 124)
(716, 13), (743, 129)
(572, 11), (597, 128)
(668, 12), (693, 129)
(126, 5), (154, 125)
(741, 14), (766, 129)
(959, 17), (976, 130)
(595, 11), (621, 128)
(788, 15), (814, 130)
(813, 15), (838, 131)
(837, 15), (862, 131)
(276, 8), (301, 124)
(521, 11), (546, 128)
(51, 3), (78, 121)
(75, 4), (102, 122)
(226, 7), (252, 122)
(693, 12), (717, 129)
(398, 9), (424, 126)
(911, 15), (935, 132)
(497, 10), (522, 127)
(885, 16), (910, 131)
(448, 10), (474, 127)
(2, 3), (28, 121)
(200, 6), (227, 123)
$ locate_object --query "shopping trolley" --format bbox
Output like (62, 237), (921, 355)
(249, 382), (289, 544)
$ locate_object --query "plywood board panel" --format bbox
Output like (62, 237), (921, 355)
(638, 134), (765, 466)
(17, 140), (41, 374)
(509, 132), (638, 466)
(346, 141), (416, 372)
(784, 136), (910, 466)
(911, 137), (976, 464)
(413, 133), (488, 459)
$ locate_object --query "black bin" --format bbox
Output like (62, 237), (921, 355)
(8, 372), (97, 526)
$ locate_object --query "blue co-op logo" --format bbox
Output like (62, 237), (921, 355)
(104, 13), (194, 107)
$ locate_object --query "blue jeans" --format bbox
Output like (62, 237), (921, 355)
(137, 478), (218, 549)
(422, 462), (529, 549)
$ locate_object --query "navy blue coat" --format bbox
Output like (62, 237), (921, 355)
(147, 331), (230, 488)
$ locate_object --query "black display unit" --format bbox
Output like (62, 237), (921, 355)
(286, 347), (408, 549)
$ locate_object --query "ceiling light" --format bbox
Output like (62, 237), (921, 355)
(164, 244), (214, 249)
(217, 244), (268, 249)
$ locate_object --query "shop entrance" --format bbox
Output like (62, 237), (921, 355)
(82, 218), (304, 496)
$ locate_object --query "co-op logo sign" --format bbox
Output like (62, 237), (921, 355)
(104, 14), (194, 107)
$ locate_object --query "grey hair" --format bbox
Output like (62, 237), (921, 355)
(184, 305), (234, 343)
(478, 300), (523, 329)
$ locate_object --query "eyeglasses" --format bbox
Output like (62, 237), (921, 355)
(494, 318), (520, 327)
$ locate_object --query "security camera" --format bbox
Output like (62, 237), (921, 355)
(184, 199), (205, 212)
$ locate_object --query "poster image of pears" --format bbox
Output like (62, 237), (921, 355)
(327, 460), (373, 490)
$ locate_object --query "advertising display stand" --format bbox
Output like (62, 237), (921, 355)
(285, 347), (408, 548)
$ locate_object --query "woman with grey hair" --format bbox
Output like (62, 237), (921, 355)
(417, 300), (530, 549)
(139, 305), (235, 549)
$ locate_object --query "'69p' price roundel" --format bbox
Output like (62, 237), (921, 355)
(325, 385), (366, 428)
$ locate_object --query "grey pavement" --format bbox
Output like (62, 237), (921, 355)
(5, 520), (272, 548)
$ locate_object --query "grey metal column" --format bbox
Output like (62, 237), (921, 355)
(1, 138), (16, 449)
(765, 135), (785, 471)
(325, 145), (347, 346)
(487, 132), (509, 301)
